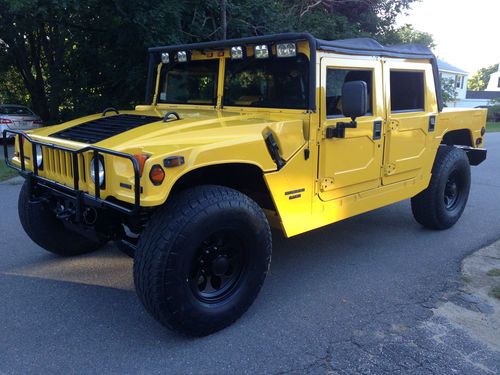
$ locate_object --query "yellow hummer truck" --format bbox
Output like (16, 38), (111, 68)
(3, 33), (487, 336)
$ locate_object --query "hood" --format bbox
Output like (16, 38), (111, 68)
(27, 107), (307, 162)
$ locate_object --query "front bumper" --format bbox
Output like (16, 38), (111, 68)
(2, 129), (141, 218)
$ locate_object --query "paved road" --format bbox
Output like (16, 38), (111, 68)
(1, 135), (499, 374)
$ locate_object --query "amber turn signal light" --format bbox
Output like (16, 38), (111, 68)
(149, 164), (165, 186)
(133, 154), (149, 176)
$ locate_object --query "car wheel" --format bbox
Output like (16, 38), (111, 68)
(133, 185), (272, 336)
(18, 180), (104, 256)
(411, 146), (471, 229)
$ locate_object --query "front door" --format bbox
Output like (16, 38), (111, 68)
(318, 57), (385, 201)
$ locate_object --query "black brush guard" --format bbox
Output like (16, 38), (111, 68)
(2, 129), (141, 217)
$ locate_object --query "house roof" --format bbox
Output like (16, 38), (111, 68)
(466, 90), (500, 99)
(437, 59), (468, 74)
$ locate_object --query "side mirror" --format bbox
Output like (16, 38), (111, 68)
(341, 80), (368, 120)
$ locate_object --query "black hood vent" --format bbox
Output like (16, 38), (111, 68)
(50, 114), (161, 144)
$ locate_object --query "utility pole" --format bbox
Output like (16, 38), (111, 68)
(220, 0), (227, 40)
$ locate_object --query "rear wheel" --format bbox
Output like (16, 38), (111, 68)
(18, 181), (104, 256)
(133, 185), (272, 336)
(411, 146), (471, 229)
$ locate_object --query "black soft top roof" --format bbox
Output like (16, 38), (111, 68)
(316, 37), (435, 59)
(146, 33), (442, 111)
(149, 32), (434, 59)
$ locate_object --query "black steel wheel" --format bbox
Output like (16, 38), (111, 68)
(411, 146), (471, 229)
(189, 231), (246, 303)
(134, 185), (272, 336)
(443, 170), (463, 211)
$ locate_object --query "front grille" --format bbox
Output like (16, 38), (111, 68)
(49, 114), (161, 144)
(41, 147), (86, 186)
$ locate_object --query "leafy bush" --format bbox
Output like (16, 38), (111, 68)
(487, 105), (500, 123)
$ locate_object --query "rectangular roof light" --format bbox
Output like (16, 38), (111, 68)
(230, 46), (244, 59)
(161, 52), (169, 64)
(177, 51), (188, 62)
(254, 45), (269, 59)
(276, 43), (296, 58)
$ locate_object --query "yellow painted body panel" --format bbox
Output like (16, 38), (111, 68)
(12, 41), (487, 238)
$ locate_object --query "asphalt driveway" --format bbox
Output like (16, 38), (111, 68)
(0, 135), (499, 374)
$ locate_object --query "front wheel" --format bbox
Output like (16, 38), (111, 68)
(133, 185), (272, 336)
(411, 146), (471, 229)
(18, 181), (104, 256)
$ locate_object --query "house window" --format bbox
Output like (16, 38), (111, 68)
(498, 77), (500, 88)
(390, 70), (425, 112)
(456, 75), (461, 88)
(326, 68), (373, 117)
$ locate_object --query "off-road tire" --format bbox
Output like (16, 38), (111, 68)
(133, 185), (272, 337)
(18, 181), (104, 256)
(411, 146), (471, 229)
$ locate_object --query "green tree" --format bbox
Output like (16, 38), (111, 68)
(383, 24), (435, 47)
(468, 64), (499, 91)
(0, 0), (420, 123)
(441, 77), (458, 105)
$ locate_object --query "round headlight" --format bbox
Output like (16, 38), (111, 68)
(90, 157), (105, 187)
(35, 145), (43, 168)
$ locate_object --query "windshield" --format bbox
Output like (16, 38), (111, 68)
(158, 59), (219, 105)
(0, 106), (34, 116)
(223, 53), (309, 109)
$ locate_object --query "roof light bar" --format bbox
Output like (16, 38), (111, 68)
(230, 46), (244, 59)
(254, 45), (269, 59)
(161, 52), (169, 64)
(276, 42), (297, 58)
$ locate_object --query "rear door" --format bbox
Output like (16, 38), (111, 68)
(318, 56), (385, 201)
(382, 60), (437, 185)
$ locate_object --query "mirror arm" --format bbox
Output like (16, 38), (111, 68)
(326, 118), (357, 139)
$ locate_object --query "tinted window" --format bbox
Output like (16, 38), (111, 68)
(158, 59), (218, 105)
(0, 106), (33, 116)
(223, 54), (309, 109)
(390, 71), (425, 112)
(326, 69), (373, 117)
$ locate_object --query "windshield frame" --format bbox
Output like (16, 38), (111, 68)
(146, 33), (317, 111)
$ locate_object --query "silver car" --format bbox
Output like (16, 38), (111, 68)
(0, 104), (43, 139)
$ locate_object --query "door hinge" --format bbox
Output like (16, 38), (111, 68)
(388, 120), (399, 132)
(385, 163), (396, 175)
(320, 177), (334, 192)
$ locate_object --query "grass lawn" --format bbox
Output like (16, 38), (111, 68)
(486, 122), (500, 132)
(0, 161), (18, 182)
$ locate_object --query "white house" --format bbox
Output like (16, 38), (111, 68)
(438, 60), (500, 108)
(438, 59), (468, 103)
(485, 65), (500, 91)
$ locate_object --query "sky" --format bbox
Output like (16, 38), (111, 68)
(397, 0), (500, 74)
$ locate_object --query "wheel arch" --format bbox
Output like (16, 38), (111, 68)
(441, 129), (473, 147)
(169, 163), (276, 211)
(439, 129), (486, 166)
